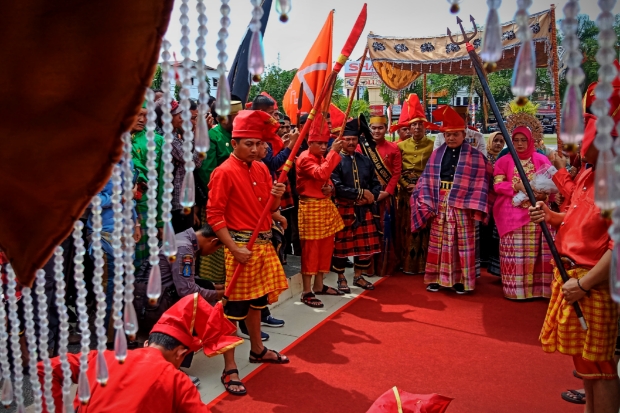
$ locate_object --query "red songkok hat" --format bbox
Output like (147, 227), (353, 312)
(260, 91), (278, 110)
(581, 113), (598, 158)
(329, 103), (346, 134)
(584, 60), (620, 112)
(232, 110), (284, 155)
(429, 105), (465, 132)
(308, 112), (331, 143)
(245, 102), (253, 109)
(389, 94), (427, 133)
(150, 294), (242, 356)
(367, 387), (453, 413)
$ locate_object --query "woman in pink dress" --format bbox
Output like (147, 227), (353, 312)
(493, 126), (553, 300)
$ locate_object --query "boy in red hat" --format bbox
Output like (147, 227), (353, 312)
(207, 110), (290, 396)
(296, 114), (344, 308)
(39, 294), (241, 412)
(411, 106), (493, 294)
(530, 94), (620, 413)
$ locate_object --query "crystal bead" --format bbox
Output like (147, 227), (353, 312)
(480, 8), (502, 62)
(114, 328), (127, 363)
(598, 29), (618, 48)
(195, 113), (210, 156)
(147, 265), (162, 304)
(596, 117), (615, 136)
(592, 98), (611, 117)
(123, 302), (139, 339)
(562, 1), (579, 18)
(560, 83), (584, 147)
(560, 18), (578, 33)
(516, 0), (532, 8)
(565, 67), (585, 85)
(562, 34), (579, 51)
(162, 221), (177, 260)
(595, 82), (614, 101)
(1, 378), (13, 407)
(180, 172), (195, 209)
(599, 63), (618, 83)
(96, 351), (109, 386)
(276, 0), (292, 15)
(597, 47), (616, 65)
(597, 11), (615, 30)
(77, 370), (91, 404)
(221, 4), (231, 16)
(487, 0), (501, 7)
(248, 31), (265, 81)
(610, 242), (620, 302)
(511, 39), (536, 97)
(595, 149), (619, 211)
(598, 0), (617, 13)
(215, 75), (231, 116)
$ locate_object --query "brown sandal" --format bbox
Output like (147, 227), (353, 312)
(301, 292), (324, 308)
(314, 285), (344, 296)
(337, 277), (351, 294)
(353, 275), (375, 290)
(249, 347), (290, 364)
(221, 369), (247, 396)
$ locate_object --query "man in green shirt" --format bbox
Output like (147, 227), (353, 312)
(131, 100), (165, 269)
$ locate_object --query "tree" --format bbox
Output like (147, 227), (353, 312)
(248, 64), (297, 108)
(332, 77), (345, 102)
(362, 88), (370, 103)
(151, 65), (163, 90)
(334, 96), (370, 119)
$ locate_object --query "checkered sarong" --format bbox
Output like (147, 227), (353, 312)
(224, 231), (288, 303)
(298, 197), (344, 240)
(500, 222), (553, 299)
(424, 189), (477, 290)
(333, 202), (381, 258)
(280, 181), (295, 211)
(540, 267), (619, 362)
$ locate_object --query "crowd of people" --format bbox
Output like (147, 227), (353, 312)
(1, 78), (619, 411)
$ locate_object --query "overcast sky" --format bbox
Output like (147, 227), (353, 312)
(165, 0), (620, 71)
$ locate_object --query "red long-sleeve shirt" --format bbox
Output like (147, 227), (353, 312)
(295, 149), (341, 198)
(38, 348), (208, 413)
(555, 167), (613, 268)
(207, 155), (273, 232)
(375, 139), (402, 195)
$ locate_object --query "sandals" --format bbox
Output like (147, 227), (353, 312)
(221, 369), (247, 396)
(249, 347), (290, 364)
(301, 292), (324, 308)
(353, 275), (375, 290)
(314, 284), (344, 296)
(561, 390), (585, 405)
(362, 273), (376, 278)
(337, 277), (351, 294)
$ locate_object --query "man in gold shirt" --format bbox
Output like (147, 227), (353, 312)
(396, 94), (434, 274)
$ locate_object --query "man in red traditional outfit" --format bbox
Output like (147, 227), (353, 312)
(296, 115), (344, 308)
(530, 104), (620, 413)
(364, 112), (402, 276)
(38, 294), (241, 412)
(207, 110), (290, 396)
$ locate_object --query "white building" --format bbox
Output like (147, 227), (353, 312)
(167, 61), (220, 100)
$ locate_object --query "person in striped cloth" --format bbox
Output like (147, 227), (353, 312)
(331, 116), (382, 292)
(207, 110), (290, 396)
(295, 114), (345, 308)
(411, 106), (493, 294)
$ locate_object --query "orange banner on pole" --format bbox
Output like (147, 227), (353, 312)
(282, 10), (333, 118)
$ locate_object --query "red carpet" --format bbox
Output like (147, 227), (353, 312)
(209, 273), (582, 413)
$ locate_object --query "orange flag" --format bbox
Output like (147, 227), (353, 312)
(282, 11), (333, 118)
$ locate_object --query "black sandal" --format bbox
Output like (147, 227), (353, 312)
(221, 369), (247, 396)
(249, 347), (290, 364)
(337, 277), (351, 294)
(362, 273), (376, 278)
(314, 285), (344, 296)
(561, 390), (585, 405)
(301, 292), (324, 308)
(353, 276), (375, 290)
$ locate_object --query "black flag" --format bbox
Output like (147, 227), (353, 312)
(227, 0), (273, 106)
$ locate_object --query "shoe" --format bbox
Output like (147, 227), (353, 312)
(185, 373), (200, 387)
(345, 258), (354, 268)
(238, 322), (269, 341)
(426, 283), (440, 292)
(453, 283), (468, 294)
(261, 315), (285, 328)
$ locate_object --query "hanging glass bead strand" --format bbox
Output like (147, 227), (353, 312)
(121, 133), (139, 340)
(248, 0), (265, 82)
(0, 269), (12, 408)
(35, 270), (55, 413)
(53, 247), (73, 412)
(195, 0), (211, 158)
(276, 0), (292, 22)
(179, 0), (196, 215)
(159, 40), (178, 263)
(6, 265), (25, 412)
(89, 195), (108, 385)
(511, 0), (536, 104)
(480, 0), (502, 71)
(215, 0), (231, 119)
(559, 0), (585, 153)
(21, 285), (43, 413)
(110, 163), (127, 362)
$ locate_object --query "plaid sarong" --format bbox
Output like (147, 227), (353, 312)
(280, 181), (295, 211)
(540, 267), (619, 363)
(198, 206), (226, 283)
(500, 222), (553, 299)
(298, 197), (344, 240)
(424, 189), (477, 290)
(396, 189), (429, 275)
(224, 231), (288, 303)
(333, 201), (381, 258)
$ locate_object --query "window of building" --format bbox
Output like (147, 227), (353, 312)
(456, 97), (461, 105)
(463, 97), (469, 106)
(474, 97), (479, 105)
(212, 77), (218, 87)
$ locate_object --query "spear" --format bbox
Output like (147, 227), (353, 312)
(336, 46), (369, 139)
(296, 82), (304, 128)
(448, 15), (587, 330)
(223, 3), (368, 301)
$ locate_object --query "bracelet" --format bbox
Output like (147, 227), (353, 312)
(577, 278), (590, 293)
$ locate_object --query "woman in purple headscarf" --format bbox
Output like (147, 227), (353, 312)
(493, 126), (553, 300)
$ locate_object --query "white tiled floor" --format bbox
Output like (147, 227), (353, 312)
(183, 268), (371, 405)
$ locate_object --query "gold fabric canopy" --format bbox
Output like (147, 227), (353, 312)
(368, 9), (552, 90)
(0, 0), (173, 285)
